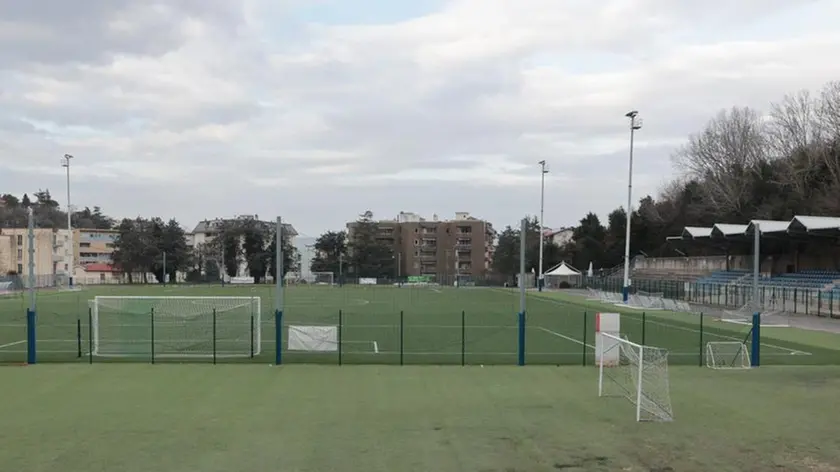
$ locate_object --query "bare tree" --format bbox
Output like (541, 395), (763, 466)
(765, 90), (825, 196)
(672, 106), (768, 217)
(817, 81), (840, 139)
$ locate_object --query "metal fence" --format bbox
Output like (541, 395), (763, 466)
(3, 305), (839, 366)
(584, 276), (840, 318)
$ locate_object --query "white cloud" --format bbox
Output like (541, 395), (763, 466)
(1, 0), (839, 235)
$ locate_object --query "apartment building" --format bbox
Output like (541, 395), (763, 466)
(347, 211), (495, 280)
(78, 229), (118, 265)
(0, 228), (76, 281)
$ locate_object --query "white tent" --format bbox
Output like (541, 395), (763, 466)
(544, 261), (582, 288)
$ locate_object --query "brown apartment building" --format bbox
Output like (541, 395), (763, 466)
(347, 212), (496, 282)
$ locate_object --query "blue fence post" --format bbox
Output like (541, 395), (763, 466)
(751, 312), (760, 367)
(26, 309), (36, 365)
(275, 309), (283, 365)
(517, 311), (525, 366)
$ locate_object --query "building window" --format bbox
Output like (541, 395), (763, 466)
(16, 235), (22, 245)
(64, 264), (68, 271)
(80, 242), (91, 248)
(17, 263), (23, 273)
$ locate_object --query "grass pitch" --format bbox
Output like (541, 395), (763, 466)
(1, 284), (840, 365)
(2, 364), (840, 472)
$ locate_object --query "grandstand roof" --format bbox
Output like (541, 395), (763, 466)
(788, 216), (840, 232)
(681, 226), (713, 239)
(745, 219), (789, 235)
(712, 224), (748, 237)
(668, 215), (840, 244)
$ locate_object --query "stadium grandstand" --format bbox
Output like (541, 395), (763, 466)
(590, 216), (840, 317)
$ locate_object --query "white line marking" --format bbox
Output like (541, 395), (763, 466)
(0, 340), (26, 349)
(373, 341), (379, 353)
(532, 294), (813, 356)
(535, 326), (594, 349)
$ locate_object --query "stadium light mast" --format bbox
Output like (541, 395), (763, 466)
(62, 154), (74, 288)
(622, 111), (642, 303)
(538, 160), (548, 292)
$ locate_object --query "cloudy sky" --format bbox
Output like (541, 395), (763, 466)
(2, 0), (839, 238)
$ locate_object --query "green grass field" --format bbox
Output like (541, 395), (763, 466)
(3, 285), (840, 470)
(2, 284), (840, 365)
(2, 364), (840, 471)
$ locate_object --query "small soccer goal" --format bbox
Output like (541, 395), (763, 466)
(706, 341), (750, 369)
(90, 296), (261, 358)
(722, 304), (789, 327)
(311, 272), (335, 285)
(597, 332), (674, 422)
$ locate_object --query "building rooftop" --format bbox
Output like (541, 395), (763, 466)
(192, 218), (298, 236)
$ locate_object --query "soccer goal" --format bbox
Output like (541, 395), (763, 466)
(597, 332), (674, 422)
(706, 342), (750, 369)
(722, 303), (788, 327)
(90, 296), (261, 358)
(312, 272), (335, 285)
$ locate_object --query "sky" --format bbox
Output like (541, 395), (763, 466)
(2, 0), (840, 239)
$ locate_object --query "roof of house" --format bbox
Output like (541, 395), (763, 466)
(191, 219), (298, 236)
(83, 263), (117, 272)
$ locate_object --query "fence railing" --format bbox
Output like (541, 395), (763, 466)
(3, 305), (839, 366)
(581, 276), (840, 318)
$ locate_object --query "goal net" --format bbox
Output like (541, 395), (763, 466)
(90, 296), (261, 358)
(312, 272), (335, 285)
(722, 301), (788, 327)
(706, 341), (750, 369)
(597, 332), (674, 422)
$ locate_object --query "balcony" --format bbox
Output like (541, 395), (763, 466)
(52, 253), (64, 262)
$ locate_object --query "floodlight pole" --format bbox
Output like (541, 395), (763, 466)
(538, 160), (548, 292)
(622, 111), (642, 303)
(62, 154), (74, 288)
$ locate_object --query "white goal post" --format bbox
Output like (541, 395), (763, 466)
(597, 332), (674, 422)
(311, 272), (335, 285)
(706, 341), (750, 369)
(90, 296), (261, 358)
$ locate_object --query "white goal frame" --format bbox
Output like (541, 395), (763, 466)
(597, 332), (674, 422)
(311, 271), (335, 285)
(706, 341), (750, 369)
(90, 296), (261, 358)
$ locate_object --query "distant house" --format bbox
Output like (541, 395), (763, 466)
(78, 263), (120, 284)
(544, 227), (574, 247)
(187, 216), (298, 281)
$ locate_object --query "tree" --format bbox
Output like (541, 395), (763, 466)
(570, 213), (606, 271)
(241, 218), (270, 283)
(491, 225), (520, 281)
(21, 194), (30, 208)
(673, 106), (768, 219)
(158, 219), (190, 283)
(310, 231), (347, 274)
(112, 218), (147, 283)
(347, 212), (394, 278)
(1, 194), (19, 207)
